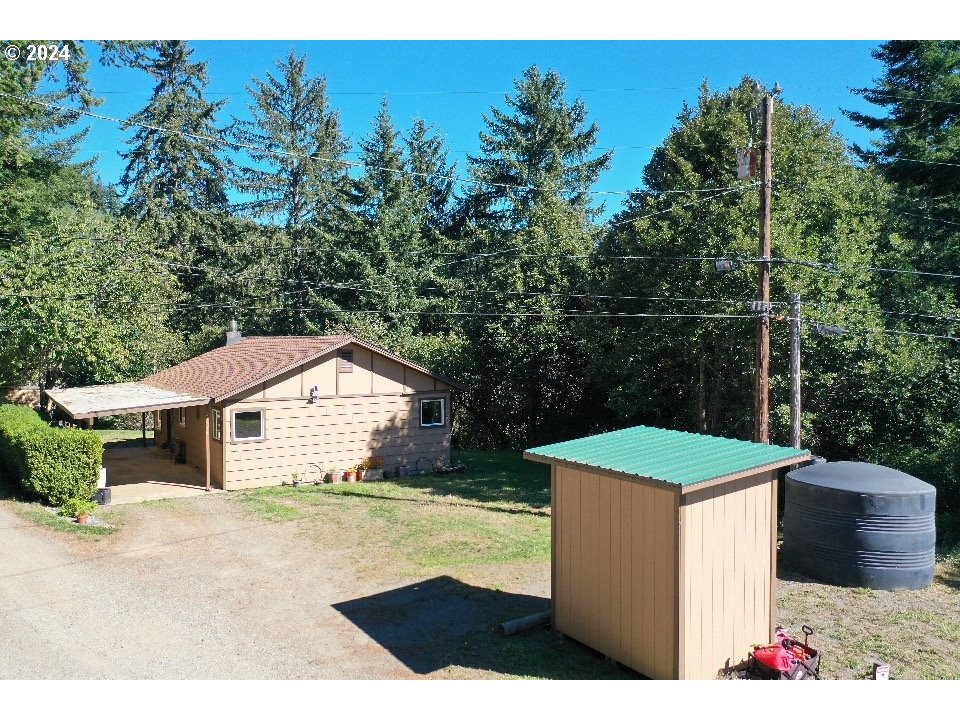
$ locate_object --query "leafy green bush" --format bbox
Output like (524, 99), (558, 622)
(0, 404), (103, 505)
(869, 422), (960, 512)
(58, 497), (97, 519)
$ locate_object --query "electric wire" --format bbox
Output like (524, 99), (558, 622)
(0, 91), (730, 199)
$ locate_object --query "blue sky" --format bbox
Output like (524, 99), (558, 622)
(67, 40), (884, 217)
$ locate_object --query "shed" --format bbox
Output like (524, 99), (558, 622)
(524, 425), (809, 680)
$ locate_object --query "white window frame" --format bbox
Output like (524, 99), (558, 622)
(420, 398), (446, 427)
(212, 408), (222, 442)
(178, 407), (186, 427)
(231, 408), (265, 442)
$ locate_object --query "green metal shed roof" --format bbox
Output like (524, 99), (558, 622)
(524, 425), (809, 489)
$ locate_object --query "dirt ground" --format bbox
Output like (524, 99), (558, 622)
(0, 494), (625, 680)
(4, 486), (957, 680)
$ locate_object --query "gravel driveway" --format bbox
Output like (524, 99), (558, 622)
(0, 495), (551, 679)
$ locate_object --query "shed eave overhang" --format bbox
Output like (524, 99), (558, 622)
(523, 449), (811, 493)
(46, 382), (210, 420)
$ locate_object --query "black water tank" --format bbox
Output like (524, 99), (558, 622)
(782, 461), (936, 590)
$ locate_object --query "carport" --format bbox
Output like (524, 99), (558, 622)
(45, 382), (215, 494)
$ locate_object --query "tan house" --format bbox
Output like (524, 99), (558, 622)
(47, 333), (461, 491)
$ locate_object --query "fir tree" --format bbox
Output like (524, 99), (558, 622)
(453, 66), (613, 448)
(229, 49), (353, 335)
(846, 41), (960, 198)
(117, 41), (230, 222)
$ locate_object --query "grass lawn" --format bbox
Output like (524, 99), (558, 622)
(779, 519), (960, 680)
(7, 439), (958, 680)
(241, 449), (553, 572)
(243, 450), (960, 680)
(10, 502), (121, 537)
(240, 449), (636, 679)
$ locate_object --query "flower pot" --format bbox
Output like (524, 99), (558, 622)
(328, 471), (343, 484)
(344, 470), (357, 483)
(364, 468), (384, 482)
(356, 469), (364, 482)
(76, 514), (90, 525)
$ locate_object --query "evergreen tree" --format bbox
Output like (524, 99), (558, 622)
(453, 66), (613, 448)
(405, 117), (456, 239)
(0, 40), (100, 246)
(230, 49), (353, 335)
(844, 41), (959, 319)
(345, 101), (460, 340)
(116, 41), (229, 221)
(0, 42), (181, 390)
(843, 41), (960, 508)
(846, 41), (960, 198)
(590, 78), (952, 471)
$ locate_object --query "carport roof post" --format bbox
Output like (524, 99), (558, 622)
(524, 425), (810, 491)
(45, 382), (210, 420)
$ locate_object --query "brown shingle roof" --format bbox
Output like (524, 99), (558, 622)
(141, 334), (464, 401)
(142, 335), (347, 401)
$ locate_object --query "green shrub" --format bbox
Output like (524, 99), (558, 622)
(868, 423), (960, 512)
(0, 404), (103, 505)
(58, 497), (97, 519)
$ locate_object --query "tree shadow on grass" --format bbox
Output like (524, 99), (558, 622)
(332, 575), (637, 679)
(384, 451), (551, 510)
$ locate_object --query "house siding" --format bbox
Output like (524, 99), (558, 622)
(165, 403), (223, 489)
(219, 343), (453, 490)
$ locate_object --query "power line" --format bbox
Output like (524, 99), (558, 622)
(895, 211), (960, 229)
(879, 155), (960, 169)
(851, 89), (960, 107)
(607, 185), (755, 228)
(0, 91), (684, 199)
(802, 299), (960, 324)
(94, 85), (704, 98)
(805, 317), (959, 343)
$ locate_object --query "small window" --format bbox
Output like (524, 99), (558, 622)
(233, 410), (264, 441)
(178, 407), (186, 427)
(212, 408), (222, 441)
(420, 398), (445, 427)
(338, 350), (354, 373)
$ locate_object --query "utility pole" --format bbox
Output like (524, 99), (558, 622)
(754, 90), (774, 444)
(789, 293), (801, 449)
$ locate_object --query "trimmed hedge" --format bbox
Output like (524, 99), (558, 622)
(0, 404), (103, 506)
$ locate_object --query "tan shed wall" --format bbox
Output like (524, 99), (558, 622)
(222, 391), (451, 490)
(553, 465), (678, 680)
(678, 470), (775, 679)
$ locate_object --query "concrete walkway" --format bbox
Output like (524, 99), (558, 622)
(102, 444), (221, 505)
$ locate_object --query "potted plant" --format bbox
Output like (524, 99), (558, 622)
(327, 467), (343, 484)
(343, 467), (356, 482)
(363, 456), (385, 482)
(59, 498), (97, 525)
(291, 472), (303, 487)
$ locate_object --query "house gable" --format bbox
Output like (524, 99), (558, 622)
(223, 341), (454, 403)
